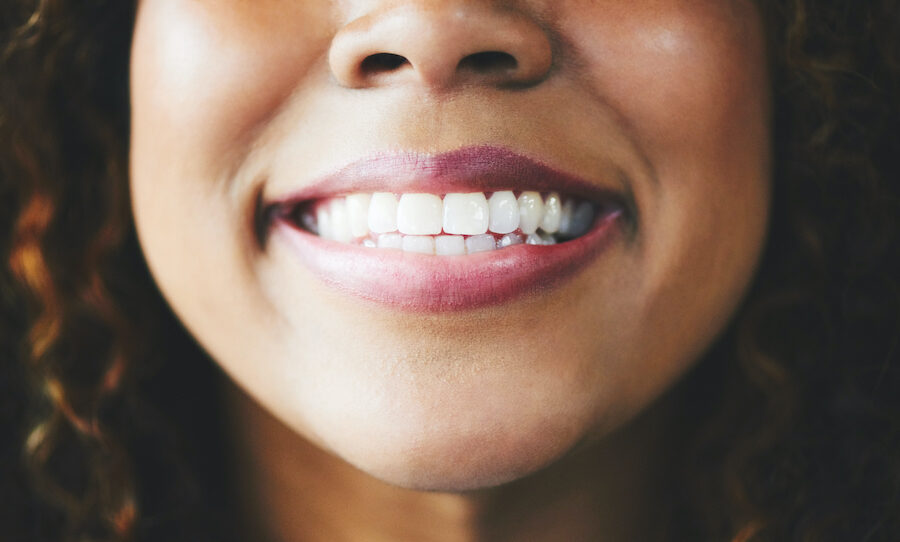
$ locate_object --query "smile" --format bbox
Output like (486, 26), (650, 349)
(284, 190), (604, 254)
(266, 146), (632, 311)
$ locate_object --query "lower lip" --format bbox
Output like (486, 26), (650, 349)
(272, 213), (624, 312)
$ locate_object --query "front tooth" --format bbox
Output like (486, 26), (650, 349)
(402, 235), (435, 255)
(517, 191), (544, 234)
(488, 191), (519, 234)
(539, 192), (561, 233)
(526, 233), (543, 245)
(368, 193), (399, 233)
(346, 193), (372, 237)
(329, 199), (352, 242)
(398, 194), (443, 235)
(435, 235), (466, 256)
(443, 193), (489, 235)
(466, 234), (496, 254)
(316, 205), (332, 240)
(377, 233), (403, 249)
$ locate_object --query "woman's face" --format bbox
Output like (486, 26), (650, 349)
(130, 0), (770, 490)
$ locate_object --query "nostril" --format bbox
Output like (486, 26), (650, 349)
(360, 53), (410, 75)
(331, 7), (552, 89)
(457, 51), (518, 74)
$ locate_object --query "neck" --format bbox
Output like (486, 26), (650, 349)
(223, 380), (678, 542)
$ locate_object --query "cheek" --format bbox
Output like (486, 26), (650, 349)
(567, 2), (772, 221)
(128, 0), (335, 371)
(565, 1), (768, 159)
(130, 0), (333, 175)
(564, 0), (771, 385)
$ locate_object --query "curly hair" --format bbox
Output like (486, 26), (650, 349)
(1, 0), (898, 541)
(1, 2), (228, 540)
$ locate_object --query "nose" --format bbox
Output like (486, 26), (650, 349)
(329, 3), (553, 90)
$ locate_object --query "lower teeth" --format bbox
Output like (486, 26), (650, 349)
(361, 231), (561, 255)
(303, 229), (582, 256)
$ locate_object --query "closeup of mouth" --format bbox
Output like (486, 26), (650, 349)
(265, 146), (634, 311)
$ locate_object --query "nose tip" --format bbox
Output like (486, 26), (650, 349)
(329, 4), (553, 90)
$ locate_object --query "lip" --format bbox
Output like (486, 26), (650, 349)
(267, 145), (627, 206)
(266, 145), (631, 312)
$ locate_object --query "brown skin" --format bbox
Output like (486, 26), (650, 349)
(130, 0), (770, 540)
(224, 373), (680, 541)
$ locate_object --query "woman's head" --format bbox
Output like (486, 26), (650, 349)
(129, 0), (770, 491)
(2, 0), (898, 540)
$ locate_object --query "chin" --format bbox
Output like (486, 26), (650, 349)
(297, 392), (593, 492)
(345, 433), (579, 492)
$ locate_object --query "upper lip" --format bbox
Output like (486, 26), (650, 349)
(264, 145), (631, 212)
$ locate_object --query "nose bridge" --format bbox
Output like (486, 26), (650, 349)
(328, 2), (553, 90)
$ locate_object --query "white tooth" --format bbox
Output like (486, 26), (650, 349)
(526, 233), (543, 245)
(558, 199), (576, 236)
(466, 234), (496, 254)
(315, 205), (331, 239)
(488, 191), (519, 234)
(377, 233), (403, 249)
(368, 193), (399, 233)
(398, 194), (443, 235)
(329, 199), (352, 242)
(539, 192), (561, 234)
(346, 193), (372, 238)
(443, 193), (489, 235)
(402, 235), (435, 255)
(435, 235), (466, 256)
(499, 233), (524, 248)
(362, 239), (377, 248)
(517, 191), (544, 234)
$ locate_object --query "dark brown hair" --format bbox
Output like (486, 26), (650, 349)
(1, 0), (898, 540)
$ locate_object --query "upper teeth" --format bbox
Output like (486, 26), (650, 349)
(298, 191), (597, 253)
